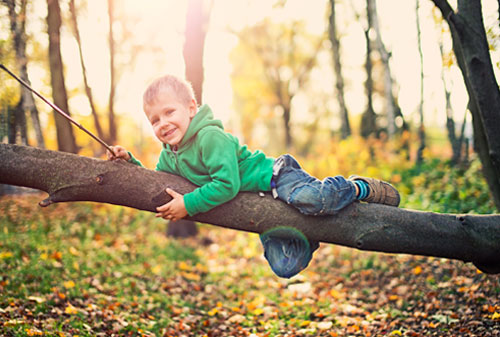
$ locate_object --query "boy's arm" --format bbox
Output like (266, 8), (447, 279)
(183, 131), (241, 216)
(107, 145), (144, 167)
(127, 151), (144, 167)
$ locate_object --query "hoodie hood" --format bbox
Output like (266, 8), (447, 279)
(164, 104), (223, 152)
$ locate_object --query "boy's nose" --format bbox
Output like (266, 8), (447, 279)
(158, 116), (170, 128)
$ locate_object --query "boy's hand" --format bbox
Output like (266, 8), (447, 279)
(107, 145), (130, 161)
(156, 188), (188, 221)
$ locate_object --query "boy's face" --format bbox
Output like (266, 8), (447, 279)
(144, 88), (196, 147)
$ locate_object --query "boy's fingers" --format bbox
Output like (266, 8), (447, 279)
(166, 188), (181, 198)
(156, 204), (169, 212)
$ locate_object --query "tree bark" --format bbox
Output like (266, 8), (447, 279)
(47, 0), (79, 153)
(1, 143), (499, 274)
(431, 0), (500, 210)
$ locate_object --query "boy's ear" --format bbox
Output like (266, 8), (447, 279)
(188, 98), (197, 118)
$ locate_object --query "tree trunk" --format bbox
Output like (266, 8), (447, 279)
(179, 0), (210, 237)
(69, 0), (105, 143)
(183, 0), (208, 105)
(416, 0), (426, 164)
(4, 0), (30, 146)
(432, 0), (500, 210)
(370, 0), (397, 138)
(5, 0), (45, 148)
(360, 0), (377, 139)
(438, 32), (464, 165)
(47, 0), (79, 153)
(328, 0), (351, 139)
(107, 0), (117, 144)
(1, 143), (499, 274)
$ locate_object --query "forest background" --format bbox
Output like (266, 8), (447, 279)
(1, 0), (500, 336)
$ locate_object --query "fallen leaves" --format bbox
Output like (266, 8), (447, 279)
(1, 197), (500, 336)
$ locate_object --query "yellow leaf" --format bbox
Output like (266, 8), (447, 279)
(40, 253), (49, 260)
(252, 308), (264, 316)
(429, 322), (438, 328)
(63, 280), (75, 289)
(65, 304), (78, 315)
(391, 330), (402, 336)
(181, 272), (200, 281)
(329, 289), (341, 299)
(0, 251), (13, 259)
(151, 265), (162, 275)
(178, 261), (191, 271)
(389, 295), (399, 301)
(413, 266), (422, 275)
(207, 308), (218, 316)
(25, 328), (43, 336)
(492, 312), (500, 320)
(69, 247), (79, 256)
(300, 320), (310, 327)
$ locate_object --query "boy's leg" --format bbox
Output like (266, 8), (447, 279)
(349, 175), (400, 207)
(273, 154), (357, 216)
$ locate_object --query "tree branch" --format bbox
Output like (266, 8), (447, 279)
(1, 144), (499, 274)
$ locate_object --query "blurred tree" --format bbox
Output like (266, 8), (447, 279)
(328, 0), (351, 139)
(2, 0), (45, 148)
(416, 0), (425, 164)
(231, 19), (324, 150)
(183, 0), (210, 105)
(435, 16), (468, 165)
(360, 0), (377, 139)
(433, 0), (500, 210)
(69, 0), (105, 144)
(47, 0), (79, 153)
(370, 0), (399, 139)
(168, 0), (212, 238)
(107, 0), (117, 144)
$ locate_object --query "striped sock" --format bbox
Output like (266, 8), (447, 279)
(354, 180), (370, 200)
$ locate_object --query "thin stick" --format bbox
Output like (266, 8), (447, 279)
(0, 63), (116, 156)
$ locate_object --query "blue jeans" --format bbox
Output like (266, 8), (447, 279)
(261, 154), (357, 278)
(274, 154), (357, 215)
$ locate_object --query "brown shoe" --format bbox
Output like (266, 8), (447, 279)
(349, 175), (401, 207)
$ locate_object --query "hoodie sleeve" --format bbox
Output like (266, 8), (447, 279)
(183, 130), (241, 216)
(127, 151), (144, 167)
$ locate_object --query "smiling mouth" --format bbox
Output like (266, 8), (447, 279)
(164, 128), (176, 137)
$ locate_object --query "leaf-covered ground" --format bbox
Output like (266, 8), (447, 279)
(1, 195), (499, 336)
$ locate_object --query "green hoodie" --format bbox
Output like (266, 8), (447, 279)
(129, 105), (275, 216)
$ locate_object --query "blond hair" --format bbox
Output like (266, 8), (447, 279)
(143, 75), (197, 107)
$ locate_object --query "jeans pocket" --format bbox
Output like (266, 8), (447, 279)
(288, 183), (324, 215)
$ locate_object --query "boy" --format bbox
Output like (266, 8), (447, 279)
(108, 75), (400, 278)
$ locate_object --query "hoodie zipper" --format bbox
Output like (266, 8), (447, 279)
(171, 146), (183, 176)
